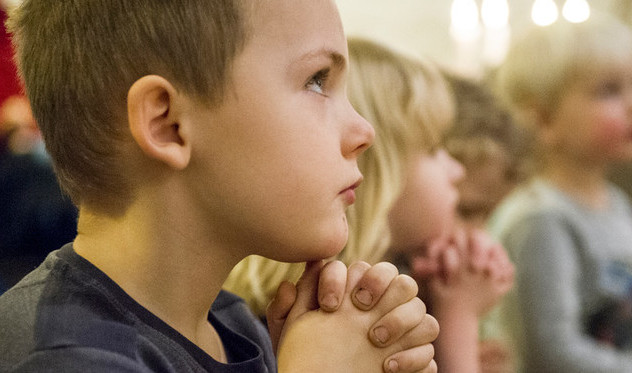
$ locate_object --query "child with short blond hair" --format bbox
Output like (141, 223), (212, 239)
(491, 12), (632, 372)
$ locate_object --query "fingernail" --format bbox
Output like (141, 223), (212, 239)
(387, 359), (399, 372)
(321, 294), (339, 310)
(354, 288), (373, 306)
(373, 326), (390, 344)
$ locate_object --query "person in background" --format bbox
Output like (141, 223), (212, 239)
(0, 95), (77, 292)
(439, 72), (532, 372)
(349, 40), (514, 373)
(490, 12), (632, 372)
(442, 73), (531, 230)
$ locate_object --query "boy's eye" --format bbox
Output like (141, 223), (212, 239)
(306, 69), (330, 95)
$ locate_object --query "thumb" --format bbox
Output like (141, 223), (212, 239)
(266, 281), (297, 354)
(285, 261), (323, 322)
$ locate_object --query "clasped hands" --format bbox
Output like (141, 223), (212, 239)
(267, 260), (440, 373)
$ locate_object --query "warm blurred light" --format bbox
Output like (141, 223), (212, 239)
(450, 0), (481, 42)
(562, 0), (590, 23)
(532, 0), (559, 26)
(481, 0), (509, 29)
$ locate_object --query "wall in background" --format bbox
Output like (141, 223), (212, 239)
(337, 0), (628, 78)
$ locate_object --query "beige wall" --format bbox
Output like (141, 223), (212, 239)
(337, 0), (627, 78)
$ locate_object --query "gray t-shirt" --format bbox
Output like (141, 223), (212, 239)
(0, 244), (276, 373)
(489, 179), (632, 372)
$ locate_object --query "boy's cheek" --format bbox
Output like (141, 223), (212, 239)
(593, 116), (632, 150)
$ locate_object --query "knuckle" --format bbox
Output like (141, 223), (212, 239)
(374, 261), (399, 275)
(349, 260), (371, 270)
(395, 274), (419, 295)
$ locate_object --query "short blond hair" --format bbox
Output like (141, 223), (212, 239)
(495, 12), (632, 125)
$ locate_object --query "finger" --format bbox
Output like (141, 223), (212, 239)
(467, 229), (490, 273)
(424, 239), (447, 260)
(317, 260), (347, 312)
(345, 261), (372, 291)
(449, 224), (468, 256)
(411, 256), (439, 279)
(488, 244), (514, 281)
(383, 345), (437, 373)
(291, 261), (323, 314)
(266, 281), (297, 353)
(351, 261), (399, 311)
(370, 295), (425, 347)
(379, 310), (440, 351)
(487, 244), (506, 277)
(439, 247), (460, 284)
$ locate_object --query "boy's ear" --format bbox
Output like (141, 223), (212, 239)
(127, 75), (191, 170)
(520, 102), (557, 145)
(528, 105), (559, 146)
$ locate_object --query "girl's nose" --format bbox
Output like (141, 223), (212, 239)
(437, 149), (466, 183)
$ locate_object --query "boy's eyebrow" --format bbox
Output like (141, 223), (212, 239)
(295, 48), (347, 70)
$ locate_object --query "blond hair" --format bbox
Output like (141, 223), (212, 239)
(342, 38), (454, 264)
(224, 38), (454, 316)
(495, 12), (632, 127)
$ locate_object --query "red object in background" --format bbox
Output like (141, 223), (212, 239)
(0, 8), (23, 106)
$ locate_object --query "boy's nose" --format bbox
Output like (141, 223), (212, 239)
(342, 102), (375, 158)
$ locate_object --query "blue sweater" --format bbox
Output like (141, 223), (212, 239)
(0, 244), (276, 372)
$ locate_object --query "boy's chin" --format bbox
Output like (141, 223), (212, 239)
(276, 230), (348, 263)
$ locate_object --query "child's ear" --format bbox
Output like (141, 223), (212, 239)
(530, 106), (559, 146)
(127, 75), (191, 170)
(522, 103), (558, 146)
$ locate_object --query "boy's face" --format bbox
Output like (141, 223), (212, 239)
(388, 149), (465, 255)
(458, 153), (515, 229)
(542, 61), (632, 165)
(187, 0), (373, 262)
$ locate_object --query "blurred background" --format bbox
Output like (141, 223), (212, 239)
(337, 0), (632, 77)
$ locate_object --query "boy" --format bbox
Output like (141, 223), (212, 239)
(442, 73), (530, 230)
(0, 0), (438, 372)
(491, 13), (632, 372)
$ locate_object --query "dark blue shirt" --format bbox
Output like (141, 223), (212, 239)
(0, 244), (276, 372)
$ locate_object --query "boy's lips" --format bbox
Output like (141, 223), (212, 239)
(339, 177), (363, 205)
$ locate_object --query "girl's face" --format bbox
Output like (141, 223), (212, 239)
(387, 149), (465, 255)
(542, 61), (632, 166)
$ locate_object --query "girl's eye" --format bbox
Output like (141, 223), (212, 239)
(306, 69), (330, 95)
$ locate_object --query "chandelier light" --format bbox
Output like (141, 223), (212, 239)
(562, 0), (590, 23)
(450, 0), (481, 42)
(532, 0), (559, 26)
(481, 0), (509, 29)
